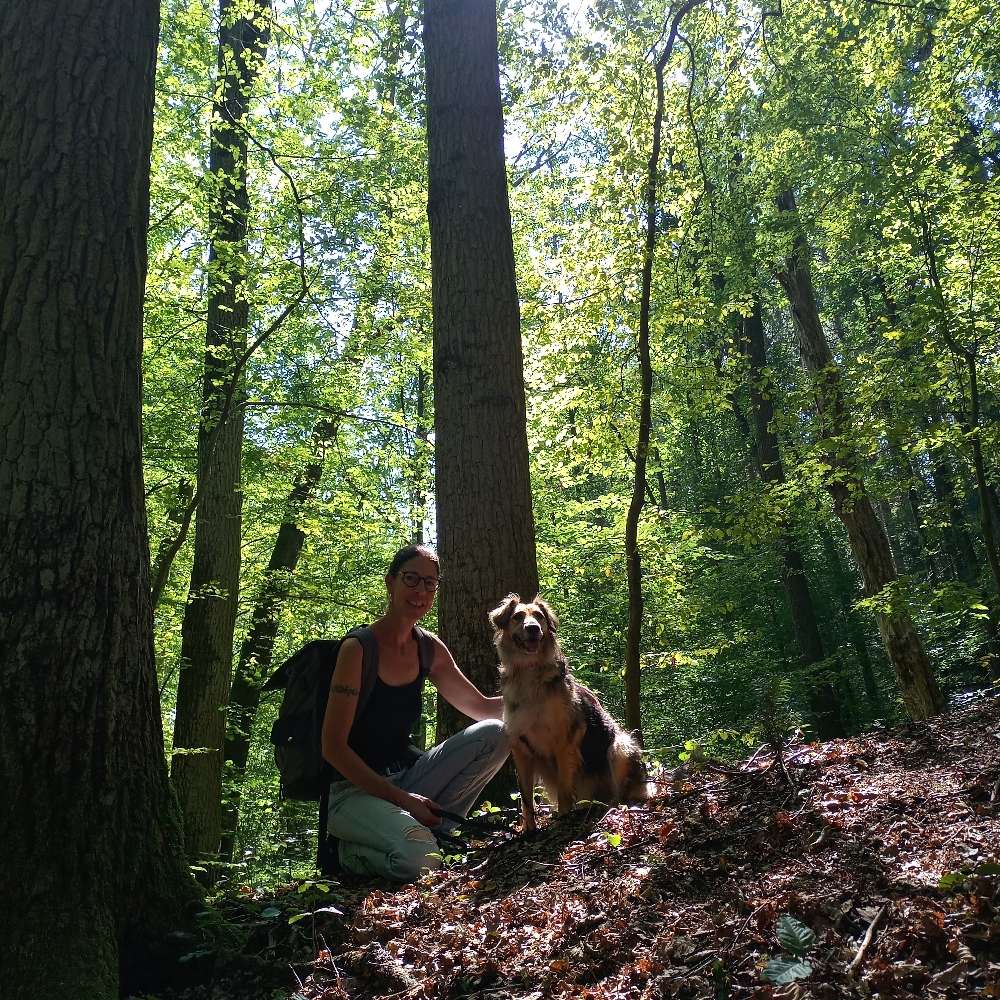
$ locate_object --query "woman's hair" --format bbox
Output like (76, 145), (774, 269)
(387, 543), (439, 578)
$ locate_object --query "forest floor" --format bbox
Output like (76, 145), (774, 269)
(155, 694), (1000, 1000)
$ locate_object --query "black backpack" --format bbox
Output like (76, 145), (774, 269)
(262, 627), (378, 801)
(261, 625), (435, 874)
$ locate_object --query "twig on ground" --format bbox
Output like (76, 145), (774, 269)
(742, 742), (773, 769)
(847, 904), (888, 978)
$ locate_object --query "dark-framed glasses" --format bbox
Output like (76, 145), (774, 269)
(399, 571), (440, 592)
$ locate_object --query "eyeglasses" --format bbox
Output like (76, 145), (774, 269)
(399, 571), (440, 593)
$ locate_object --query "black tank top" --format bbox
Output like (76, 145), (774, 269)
(349, 674), (424, 775)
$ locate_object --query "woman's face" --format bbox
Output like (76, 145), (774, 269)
(386, 554), (440, 619)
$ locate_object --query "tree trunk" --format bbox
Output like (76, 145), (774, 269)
(424, 0), (539, 739)
(776, 190), (943, 720)
(150, 477), (194, 609)
(407, 366), (432, 544)
(0, 2), (199, 996)
(876, 497), (908, 574)
(220, 420), (336, 861)
(737, 298), (846, 738)
(623, 0), (708, 742)
(171, 0), (271, 862)
(818, 527), (887, 719)
(923, 418), (980, 584)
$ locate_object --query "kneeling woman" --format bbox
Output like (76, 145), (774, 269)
(321, 544), (509, 881)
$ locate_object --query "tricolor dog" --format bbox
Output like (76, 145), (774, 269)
(489, 593), (650, 833)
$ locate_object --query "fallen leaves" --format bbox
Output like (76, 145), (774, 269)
(167, 696), (1000, 1000)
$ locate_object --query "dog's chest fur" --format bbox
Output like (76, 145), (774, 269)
(501, 664), (578, 759)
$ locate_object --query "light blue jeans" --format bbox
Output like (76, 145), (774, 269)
(326, 718), (509, 881)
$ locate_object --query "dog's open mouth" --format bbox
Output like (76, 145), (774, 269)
(513, 632), (543, 653)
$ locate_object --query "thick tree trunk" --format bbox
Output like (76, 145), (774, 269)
(0, 2), (199, 996)
(172, 0), (271, 861)
(738, 298), (846, 738)
(220, 420), (336, 860)
(424, 0), (539, 739)
(776, 190), (943, 720)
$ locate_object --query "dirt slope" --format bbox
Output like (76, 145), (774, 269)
(293, 696), (999, 1000)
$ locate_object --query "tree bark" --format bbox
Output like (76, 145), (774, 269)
(171, 0), (271, 862)
(776, 190), (943, 720)
(424, 0), (539, 739)
(737, 297), (846, 738)
(220, 420), (336, 861)
(0, 2), (199, 995)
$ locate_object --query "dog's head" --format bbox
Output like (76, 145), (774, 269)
(488, 593), (559, 662)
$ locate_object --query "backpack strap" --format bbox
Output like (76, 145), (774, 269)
(343, 625), (380, 719)
(413, 625), (436, 681)
(343, 625), (434, 715)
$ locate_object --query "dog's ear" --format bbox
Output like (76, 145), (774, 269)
(488, 594), (521, 632)
(532, 595), (559, 635)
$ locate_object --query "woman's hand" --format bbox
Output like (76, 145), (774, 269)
(400, 792), (443, 827)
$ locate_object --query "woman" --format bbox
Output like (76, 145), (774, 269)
(321, 544), (509, 881)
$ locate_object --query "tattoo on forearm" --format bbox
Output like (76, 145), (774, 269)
(331, 684), (360, 698)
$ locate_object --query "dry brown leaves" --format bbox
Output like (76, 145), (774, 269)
(299, 697), (1000, 1000)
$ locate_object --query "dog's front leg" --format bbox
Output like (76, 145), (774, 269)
(553, 742), (580, 816)
(510, 740), (538, 834)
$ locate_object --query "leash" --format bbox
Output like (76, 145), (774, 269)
(430, 807), (508, 853)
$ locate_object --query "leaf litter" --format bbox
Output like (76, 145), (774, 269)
(146, 695), (1000, 999)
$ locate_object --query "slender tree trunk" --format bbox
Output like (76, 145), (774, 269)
(916, 203), (1000, 679)
(875, 279), (980, 584)
(922, 419), (980, 584)
(172, 0), (271, 862)
(876, 497), (908, 574)
(624, 0), (708, 742)
(408, 366), (431, 544)
(819, 527), (887, 719)
(424, 0), (539, 740)
(737, 297), (846, 738)
(150, 478), (194, 609)
(220, 421), (336, 860)
(0, 3), (199, 996)
(776, 190), (943, 719)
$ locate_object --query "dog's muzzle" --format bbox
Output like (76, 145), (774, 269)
(514, 624), (543, 652)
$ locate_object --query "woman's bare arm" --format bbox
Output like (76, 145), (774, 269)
(428, 636), (504, 721)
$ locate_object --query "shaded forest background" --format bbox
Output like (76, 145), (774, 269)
(143, 0), (999, 878)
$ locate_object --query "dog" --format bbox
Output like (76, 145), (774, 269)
(489, 593), (650, 833)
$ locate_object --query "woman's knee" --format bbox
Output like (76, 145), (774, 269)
(387, 822), (441, 882)
(467, 717), (509, 758)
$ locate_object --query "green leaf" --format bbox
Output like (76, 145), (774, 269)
(762, 957), (813, 984)
(288, 912), (311, 925)
(776, 914), (816, 956)
(604, 832), (622, 847)
(260, 906), (281, 919)
(939, 870), (966, 891)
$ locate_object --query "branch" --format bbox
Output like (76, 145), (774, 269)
(847, 904), (888, 978)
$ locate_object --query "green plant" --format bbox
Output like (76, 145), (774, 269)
(761, 914), (817, 984)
